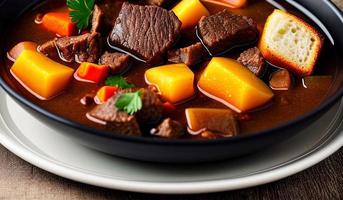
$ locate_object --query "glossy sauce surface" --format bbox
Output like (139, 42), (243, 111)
(1, 0), (338, 137)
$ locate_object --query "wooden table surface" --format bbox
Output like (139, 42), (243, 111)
(1, 1), (343, 199)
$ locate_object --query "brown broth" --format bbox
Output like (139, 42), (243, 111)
(2, 0), (337, 137)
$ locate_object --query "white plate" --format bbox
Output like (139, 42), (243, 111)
(0, 89), (342, 194)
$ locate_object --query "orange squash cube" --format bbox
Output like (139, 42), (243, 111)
(172, 0), (210, 30)
(7, 41), (38, 62)
(10, 50), (74, 100)
(76, 62), (109, 83)
(145, 64), (195, 103)
(198, 57), (274, 113)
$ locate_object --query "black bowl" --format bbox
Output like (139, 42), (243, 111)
(0, 0), (342, 163)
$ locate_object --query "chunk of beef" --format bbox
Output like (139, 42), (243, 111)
(150, 118), (185, 138)
(237, 47), (265, 76)
(77, 33), (102, 63)
(186, 108), (239, 137)
(167, 42), (207, 66)
(87, 88), (162, 135)
(55, 34), (88, 62)
(109, 2), (181, 64)
(269, 69), (292, 90)
(55, 32), (101, 63)
(99, 52), (131, 74)
(136, 88), (163, 124)
(87, 93), (142, 136)
(90, 5), (103, 33)
(197, 10), (259, 55)
(38, 39), (58, 58)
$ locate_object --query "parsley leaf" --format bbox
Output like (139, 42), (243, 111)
(115, 91), (142, 115)
(105, 76), (135, 89)
(67, 0), (95, 30)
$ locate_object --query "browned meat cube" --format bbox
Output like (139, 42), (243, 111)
(136, 88), (164, 124)
(55, 32), (101, 63)
(55, 33), (88, 62)
(90, 5), (103, 33)
(186, 108), (239, 137)
(99, 52), (131, 74)
(87, 93), (142, 136)
(109, 2), (181, 64)
(88, 88), (162, 135)
(269, 69), (292, 90)
(197, 9), (259, 55)
(151, 118), (185, 138)
(237, 47), (265, 76)
(167, 42), (207, 66)
(77, 33), (102, 63)
(38, 39), (58, 58)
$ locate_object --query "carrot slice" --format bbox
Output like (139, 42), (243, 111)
(76, 62), (110, 83)
(42, 12), (75, 36)
(201, 0), (247, 9)
(95, 86), (119, 103)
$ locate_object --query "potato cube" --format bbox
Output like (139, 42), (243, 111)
(145, 64), (195, 103)
(198, 57), (274, 113)
(172, 0), (210, 30)
(10, 50), (74, 100)
(7, 41), (38, 62)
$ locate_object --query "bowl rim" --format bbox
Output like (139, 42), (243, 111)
(0, 0), (342, 145)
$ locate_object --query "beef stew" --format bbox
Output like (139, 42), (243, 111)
(2, 0), (338, 140)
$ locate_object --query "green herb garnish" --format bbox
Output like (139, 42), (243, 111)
(105, 76), (135, 89)
(115, 91), (143, 115)
(67, 0), (95, 30)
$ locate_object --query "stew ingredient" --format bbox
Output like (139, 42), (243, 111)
(172, 0), (210, 30)
(42, 12), (75, 36)
(145, 64), (195, 103)
(10, 50), (74, 100)
(198, 57), (274, 113)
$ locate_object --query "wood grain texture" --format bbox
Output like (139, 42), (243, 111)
(1, 0), (343, 199)
(0, 144), (341, 200)
(333, 0), (343, 10)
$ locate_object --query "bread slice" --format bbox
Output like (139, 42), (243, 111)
(259, 9), (323, 77)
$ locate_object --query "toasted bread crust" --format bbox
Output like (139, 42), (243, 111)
(259, 10), (324, 77)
